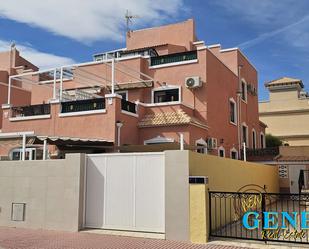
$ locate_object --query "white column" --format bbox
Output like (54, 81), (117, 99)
(53, 68), (57, 99)
(111, 58), (115, 94)
(116, 121), (123, 152)
(22, 134), (26, 161)
(8, 77), (12, 104)
(60, 67), (63, 101)
(180, 133), (184, 150)
(43, 139), (47, 160)
(243, 142), (247, 162)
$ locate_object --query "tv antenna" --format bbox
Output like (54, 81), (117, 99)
(125, 10), (139, 32)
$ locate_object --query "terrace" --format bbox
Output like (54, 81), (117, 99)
(7, 97), (138, 119)
(150, 50), (197, 67)
(11, 103), (51, 118)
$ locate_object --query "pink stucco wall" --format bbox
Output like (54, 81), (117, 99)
(0, 19), (265, 158)
(126, 19), (196, 51)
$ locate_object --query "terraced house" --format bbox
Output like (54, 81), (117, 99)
(0, 19), (265, 160)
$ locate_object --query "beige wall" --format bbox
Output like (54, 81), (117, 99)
(189, 151), (279, 193)
(189, 183), (207, 244)
(259, 112), (309, 146)
(259, 88), (309, 146)
(0, 154), (85, 232)
(165, 150), (279, 243)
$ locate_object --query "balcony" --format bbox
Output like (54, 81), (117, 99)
(241, 147), (280, 162)
(11, 104), (51, 118)
(61, 98), (106, 114)
(121, 99), (136, 114)
(150, 50), (197, 67)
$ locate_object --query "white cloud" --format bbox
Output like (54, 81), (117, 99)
(0, 40), (75, 69)
(0, 0), (184, 43)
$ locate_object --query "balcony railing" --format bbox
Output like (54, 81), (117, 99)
(121, 99), (137, 114)
(241, 147), (279, 161)
(61, 98), (106, 113)
(150, 50), (198, 66)
(11, 104), (51, 118)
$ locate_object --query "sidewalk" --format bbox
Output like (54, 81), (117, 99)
(0, 227), (247, 249)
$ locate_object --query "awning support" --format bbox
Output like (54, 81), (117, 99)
(22, 133), (26, 161)
(43, 139), (47, 160)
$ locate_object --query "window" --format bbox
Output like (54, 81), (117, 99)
(252, 129), (256, 149)
(116, 90), (128, 100)
(229, 98), (237, 124)
(218, 146), (225, 157)
(242, 124), (248, 146)
(196, 138), (207, 154)
(9, 148), (43, 160)
(241, 80), (247, 102)
(231, 151), (237, 159)
(153, 87), (180, 103)
(260, 132), (265, 148)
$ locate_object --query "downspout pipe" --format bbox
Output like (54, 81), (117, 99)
(237, 65), (243, 156)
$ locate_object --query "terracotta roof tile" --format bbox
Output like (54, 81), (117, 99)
(138, 109), (207, 128)
(265, 77), (303, 88)
(276, 155), (309, 162)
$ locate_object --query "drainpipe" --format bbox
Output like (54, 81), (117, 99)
(243, 142), (247, 162)
(116, 121), (123, 152)
(237, 65), (243, 155)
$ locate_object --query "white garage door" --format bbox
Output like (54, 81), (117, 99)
(85, 153), (165, 233)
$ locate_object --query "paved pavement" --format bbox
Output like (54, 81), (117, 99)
(0, 227), (247, 249)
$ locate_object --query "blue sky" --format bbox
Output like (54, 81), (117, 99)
(0, 0), (309, 100)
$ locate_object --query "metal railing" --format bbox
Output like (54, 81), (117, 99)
(61, 98), (105, 113)
(150, 50), (197, 66)
(209, 191), (309, 244)
(121, 99), (136, 114)
(241, 147), (279, 161)
(11, 104), (51, 117)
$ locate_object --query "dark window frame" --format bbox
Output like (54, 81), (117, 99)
(153, 88), (180, 103)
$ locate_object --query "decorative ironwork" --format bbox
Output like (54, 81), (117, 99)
(11, 104), (51, 117)
(150, 50), (197, 66)
(241, 147), (279, 161)
(121, 99), (136, 114)
(209, 191), (309, 244)
(61, 98), (105, 113)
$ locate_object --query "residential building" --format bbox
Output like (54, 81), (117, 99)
(0, 19), (265, 160)
(259, 77), (309, 146)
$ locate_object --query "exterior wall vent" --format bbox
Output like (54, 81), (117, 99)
(11, 203), (26, 221)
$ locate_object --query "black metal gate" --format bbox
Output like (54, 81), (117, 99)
(209, 191), (309, 244)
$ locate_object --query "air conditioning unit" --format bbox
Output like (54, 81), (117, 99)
(185, 76), (202, 88)
(207, 137), (218, 150)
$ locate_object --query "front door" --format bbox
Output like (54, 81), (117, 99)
(289, 165), (306, 193)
